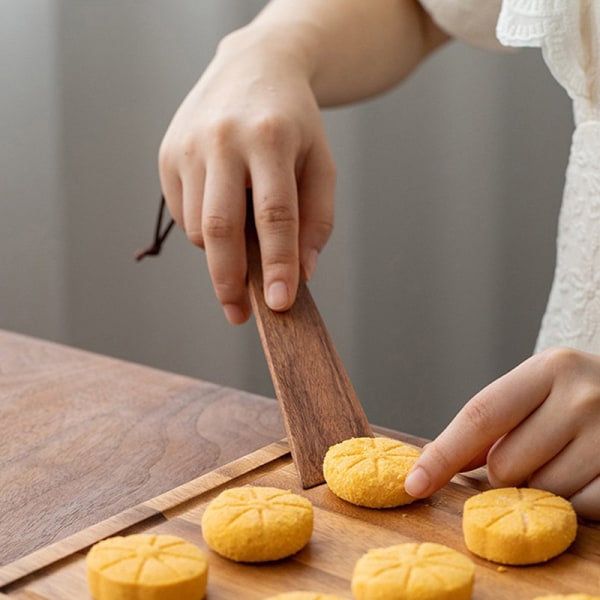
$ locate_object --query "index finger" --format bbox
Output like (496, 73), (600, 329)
(404, 353), (552, 498)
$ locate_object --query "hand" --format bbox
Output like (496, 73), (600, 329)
(158, 27), (335, 324)
(404, 347), (600, 520)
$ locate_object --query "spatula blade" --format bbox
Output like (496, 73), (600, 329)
(246, 208), (373, 488)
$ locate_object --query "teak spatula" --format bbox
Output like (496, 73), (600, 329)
(246, 195), (373, 488)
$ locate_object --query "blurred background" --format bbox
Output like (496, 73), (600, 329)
(1, 1), (572, 438)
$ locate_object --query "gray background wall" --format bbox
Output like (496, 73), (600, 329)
(1, 1), (572, 438)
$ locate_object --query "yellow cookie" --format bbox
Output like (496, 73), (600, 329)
(86, 534), (208, 600)
(201, 486), (313, 562)
(352, 542), (475, 600)
(323, 437), (421, 508)
(533, 596), (600, 600)
(263, 594), (349, 600)
(462, 487), (577, 565)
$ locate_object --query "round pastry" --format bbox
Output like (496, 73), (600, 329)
(351, 542), (475, 600)
(323, 437), (421, 508)
(533, 596), (600, 600)
(263, 593), (349, 600)
(462, 487), (577, 565)
(201, 486), (313, 562)
(86, 534), (208, 600)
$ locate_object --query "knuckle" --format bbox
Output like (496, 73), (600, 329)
(572, 382), (600, 420)
(158, 139), (175, 173)
(213, 279), (243, 305)
(539, 346), (581, 376)
(486, 449), (515, 488)
(256, 200), (297, 231)
(308, 216), (334, 243)
(570, 486), (600, 521)
(179, 131), (203, 159)
(162, 194), (183, 229)
(203, 213), (236, 241)
(185, 228), (205, 249)
(205, 116), (238, 152)
(210, 265), (248, 305)
(525, 469), (557, 495)
(251, 114), (298, 150)
(538, 346), (600, 418)
(262, 247), (298, 272)
(424, 441), (454, 475)
(461, 396), (496, 434)
(161, 130), (205, 165)
(486, 441), (526, 489)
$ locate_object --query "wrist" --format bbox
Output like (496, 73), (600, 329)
(217, 21), (320, 87)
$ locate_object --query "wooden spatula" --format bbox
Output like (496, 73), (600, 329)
(246, 195), (373, 488)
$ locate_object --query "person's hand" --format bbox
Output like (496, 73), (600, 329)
(158, 27), (335, 325)
(404, 347), (600, 520)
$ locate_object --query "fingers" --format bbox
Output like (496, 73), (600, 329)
(297, 131), (336, 281)
(157, 61), (336, 323)
(484, 396), (574, 490)
(486, 349), (600, 508)
(406, 347), (600, 522)
(248, 125), (335, 309)
(570, 474), (600, 521)
(160, 142), (334, 323)
(160, 129), (334, 323)
(181, 166), (206, 248)
(249, 120), (301, 312)
(251, 182), (298, 312)
(405, 353), (553, 498)
(202, 159), (251, 324)
(162, 121), (253, 325)
(158, 140), (184, 228)
(526, 435), (600, 499)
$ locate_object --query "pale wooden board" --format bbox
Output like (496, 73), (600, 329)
(2, 438), (600, 599)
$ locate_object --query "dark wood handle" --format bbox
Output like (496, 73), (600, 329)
(246, 192), (373, 488)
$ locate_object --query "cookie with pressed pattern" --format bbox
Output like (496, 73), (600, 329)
(323, 437), (421, 508)
(462, 487), (577, 565)
(263, 594), (349, 600)
(533, 596), (600, 599)
(86, 534), (208, 600)
(201, 486), (313, 562)
(351, 542), (475, 600)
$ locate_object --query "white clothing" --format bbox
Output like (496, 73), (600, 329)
(420, 0), (600, 354)
(419, 0), (505, 50)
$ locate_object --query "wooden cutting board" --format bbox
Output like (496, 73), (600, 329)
(1, 434), (599, 599)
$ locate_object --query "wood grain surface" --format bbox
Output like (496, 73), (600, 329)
(1, 435), (600, 599)
(246, 205), (373, 489)
(0, 329), (285, 566)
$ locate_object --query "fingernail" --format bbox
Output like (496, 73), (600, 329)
(303, 249), (319, 281)
(267, 281), (289, 311)
(404, 466), (431, 498)
(223, 304), (246, 325)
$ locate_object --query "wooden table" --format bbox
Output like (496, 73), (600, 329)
(0, 329), (285, 566)
(2, 329), (600, 599)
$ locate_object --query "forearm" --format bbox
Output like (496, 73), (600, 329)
(218, 0), (449, 107)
